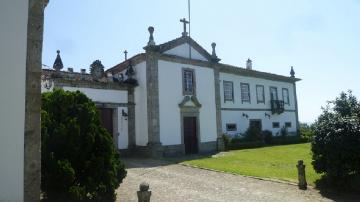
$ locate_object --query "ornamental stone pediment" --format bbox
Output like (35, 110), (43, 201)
(178, 95), (202, 108)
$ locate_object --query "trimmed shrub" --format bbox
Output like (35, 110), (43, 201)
(243, 126), (263, 142)
(41, 89), (126, 201)
(262, 130), (273, 144)
(312, 91), (360, 182)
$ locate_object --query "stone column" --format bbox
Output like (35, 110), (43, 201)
(213, 65), (224, 151)
(24, 0), (47, 201)
(293, 82), (300, 135)
(127, 87), (136, 149)
(145, 50), (163, 157)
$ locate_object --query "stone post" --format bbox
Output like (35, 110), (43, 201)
(137, 182), (151, 202)
(127, 88), (136, 149)
(297, 160), (307, 190)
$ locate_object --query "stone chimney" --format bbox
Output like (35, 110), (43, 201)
(67, 67), (73, 73)
(246, 58), (252, 70)
(81, 69), (86, 74)
(290, 66), (295, 78)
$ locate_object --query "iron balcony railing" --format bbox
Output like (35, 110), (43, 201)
(271, 100), (285, 114)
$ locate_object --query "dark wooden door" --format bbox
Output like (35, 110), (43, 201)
(98, 108), (113, 135)
(249, 120), (262, 132)
(183, 117), (198, 154)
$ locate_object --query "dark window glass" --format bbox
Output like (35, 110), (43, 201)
(272, 122), (280, 128)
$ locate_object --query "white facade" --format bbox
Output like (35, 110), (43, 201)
(220, 72), (298, 135)
(134, 61), (148, 146)
(0, 1), (28, 200)
(164, 43), (208, 61)
(158, 60), (217, 145)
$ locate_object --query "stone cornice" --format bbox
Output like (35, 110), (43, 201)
(157, 54), (301, 83)
(54, 78), (132, 90)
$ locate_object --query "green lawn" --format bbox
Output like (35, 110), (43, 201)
(182, 143), (322, 185)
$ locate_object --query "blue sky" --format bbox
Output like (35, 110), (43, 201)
(42, 0), (360, 123)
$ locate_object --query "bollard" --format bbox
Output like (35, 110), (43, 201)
(137, 182), (151, 202)
(296, 160), (307, 190)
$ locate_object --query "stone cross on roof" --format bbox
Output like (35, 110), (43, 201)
(180, 18), (189, 37)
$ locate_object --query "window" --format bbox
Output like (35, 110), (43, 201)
(256, 85), (265, 104)
(272, 122), (280, 128)
(223, 81), (234, 102)
(285, 122), (292, 128)
(182, 69), (195, 95)
(226, 123), (237, 131)
(270, 87), (278, 100)
(240, 83), (250, 103)
(282, 88), (290, 105)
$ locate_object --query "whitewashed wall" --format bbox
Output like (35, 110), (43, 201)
(62, 87), (128, 104)
(134, 62), (148, 146)
(164, 43), (208, 61)
(221, 110), (297, 135)
(158, 60), (217, 146)
(219, 72), (298, 135)
(117, 107), (128, 149)
(220, 73), (296, 111)
(0, 1), (28, 201)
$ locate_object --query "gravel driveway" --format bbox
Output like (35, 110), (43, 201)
(116, 158), (358, 202)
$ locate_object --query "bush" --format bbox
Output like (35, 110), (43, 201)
(41, 89), (126, 201)
(262, 130), (273, 144)
(243, 125), (263, 142)
(300, 123), (315, 142)
(221, 134), (230, 150)
(312, 91), (360, 182)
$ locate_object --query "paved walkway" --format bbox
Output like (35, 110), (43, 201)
(116, 158), (358, 202)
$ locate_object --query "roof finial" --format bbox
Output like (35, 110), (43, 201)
(290, 66), (295, 77)
(147, 26), (155, 46)
(210, 42), (220, 63)
(246, 58), (252, 70)
(53, 50), (63, 71)
(124, 50), (128, 60)
(180, 18), (189, 37)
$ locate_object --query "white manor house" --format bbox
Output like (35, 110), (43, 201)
(42, 25), (301, 157)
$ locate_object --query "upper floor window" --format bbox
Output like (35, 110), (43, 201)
(223, 81), (234, 102)
(256, 85), (265, 104)
(270, 87), (278, 100)
(182, 68), (195, 95)
(240, 83), (250, 103)
(282, 88), (290, 105)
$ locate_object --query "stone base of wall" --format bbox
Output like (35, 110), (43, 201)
(199, 141), (217, 154)
(119, 141), (218, 158)
(162, 144), (184, 157)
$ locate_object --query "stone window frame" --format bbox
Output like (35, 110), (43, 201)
(272, 122), (280, 128)
(226, 123), (237, 131)
(269, 86), (278, 101)
(223, 80), (234, 102)
(256, 84), (265, 104)
(182, 68), (196, 96)
(282, 88), (290, 105)
(285, 122), (292, 128)
(240, 82), (251, 103)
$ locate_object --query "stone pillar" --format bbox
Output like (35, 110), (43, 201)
(128, 88), (136, 149)
(297, 160), (307, 190)
(137, 182), (151, 202)
(293, 82), (300, 136)
(24, 0), (47, 201)
(145, 48), (163, 157)
(213, 65), (224, 151)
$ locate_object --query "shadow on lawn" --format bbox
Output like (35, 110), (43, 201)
(314, 175), (360, 202)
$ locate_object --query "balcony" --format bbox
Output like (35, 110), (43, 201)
(271, 100), (284, 114)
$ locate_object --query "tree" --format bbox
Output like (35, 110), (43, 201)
(312, 90), (360, 182)
(41, 89), (126, 201)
